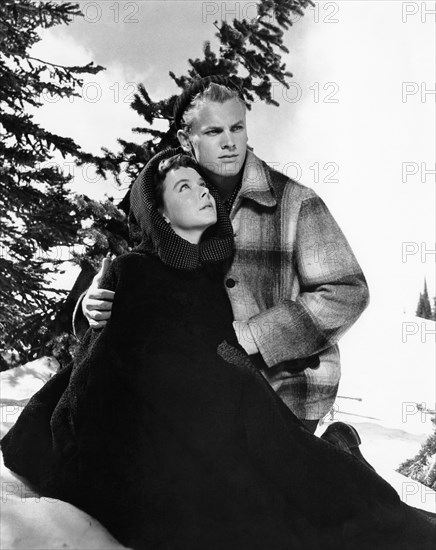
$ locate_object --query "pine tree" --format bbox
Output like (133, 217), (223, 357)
(398, 416), (436, 491)
(416, 279), (433, 320)
(0, 0), (127, 364)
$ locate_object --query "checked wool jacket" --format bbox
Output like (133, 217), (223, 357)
(225, 150), (369, 421)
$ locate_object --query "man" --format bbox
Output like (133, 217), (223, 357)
(75, 77), (370, 460)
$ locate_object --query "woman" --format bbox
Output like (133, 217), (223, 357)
(1, 148), (435, 550)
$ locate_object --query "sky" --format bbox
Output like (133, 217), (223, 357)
(29, 1), (435, 356)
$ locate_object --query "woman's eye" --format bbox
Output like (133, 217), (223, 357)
(199, 181), (207, 187)
(180, 184), (189, 191)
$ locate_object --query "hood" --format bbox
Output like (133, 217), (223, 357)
(129, 147), (234, 270)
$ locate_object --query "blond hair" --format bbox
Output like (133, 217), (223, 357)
(180, 83), (246, 132)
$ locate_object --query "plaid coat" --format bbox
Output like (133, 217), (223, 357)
(226, 151), (369, 421)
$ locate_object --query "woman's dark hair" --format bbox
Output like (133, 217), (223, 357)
(154, 154), (200, 210)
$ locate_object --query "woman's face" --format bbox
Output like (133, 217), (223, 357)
(161, 167), (217, 244)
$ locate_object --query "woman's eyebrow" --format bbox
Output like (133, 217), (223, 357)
(173, 178), (189, 190)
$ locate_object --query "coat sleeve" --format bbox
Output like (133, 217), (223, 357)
(247, 194), (369, 367)
(72, 259), (119, 340)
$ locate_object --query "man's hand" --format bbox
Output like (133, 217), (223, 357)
(82, 257), (114, 329)
(233, 321), (259, 356)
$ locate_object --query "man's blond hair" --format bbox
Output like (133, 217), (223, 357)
(181, 83), (246, 132)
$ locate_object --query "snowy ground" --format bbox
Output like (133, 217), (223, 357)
(0, 314), (435, 549)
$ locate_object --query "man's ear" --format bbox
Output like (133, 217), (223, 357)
(177, 129), (192, 153)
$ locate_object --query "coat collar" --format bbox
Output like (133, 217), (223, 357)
(238, 150), (277, 208)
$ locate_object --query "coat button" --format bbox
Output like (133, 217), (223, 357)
(226, 278), (236, 288)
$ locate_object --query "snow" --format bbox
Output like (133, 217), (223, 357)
(0, 467), (128, 550)
(0, 357), (59, 404)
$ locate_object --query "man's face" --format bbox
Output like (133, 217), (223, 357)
(181, 99), (248, 182)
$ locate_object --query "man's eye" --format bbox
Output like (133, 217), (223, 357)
(180, 183), (189, 191)
(206, 129), (219, 135)
(232, 125), (244, 131)
(199, 181), (207, 187)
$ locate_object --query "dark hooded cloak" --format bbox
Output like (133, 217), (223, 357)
(1, 150), (435, 550)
